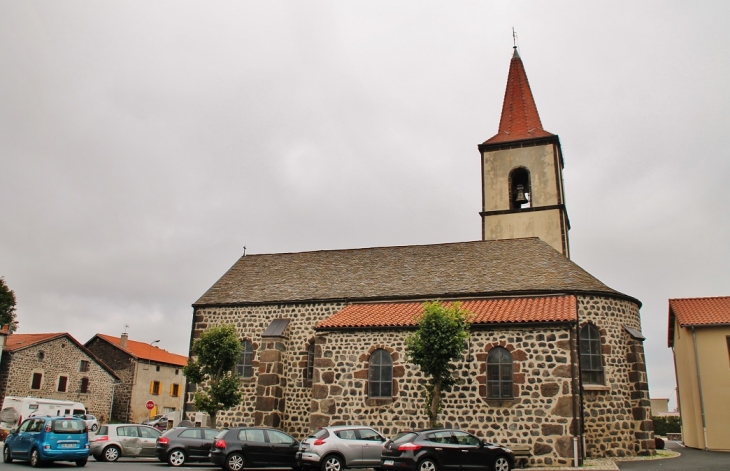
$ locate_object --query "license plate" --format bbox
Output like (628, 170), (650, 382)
(384, 460), (394, 466)
(60, 444), (77, 448)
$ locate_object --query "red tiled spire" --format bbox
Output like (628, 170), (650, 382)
(484, 48), (554, 144)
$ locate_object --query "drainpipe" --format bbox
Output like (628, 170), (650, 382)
(691, 327), (708, 450)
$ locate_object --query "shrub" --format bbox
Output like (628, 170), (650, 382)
(652, 416), (681, 436)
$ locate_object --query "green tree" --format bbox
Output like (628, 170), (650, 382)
(405, 301), (471, 427)
(183, 324), (244, 427)
(0, 277), (19, 333)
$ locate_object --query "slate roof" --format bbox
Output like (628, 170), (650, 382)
(195, 238), (634, 307)
(89, 334), (188, 367)
(316, 295), (577, 330)
(483, 48), (555, 145)
(668, 296), (730, 347)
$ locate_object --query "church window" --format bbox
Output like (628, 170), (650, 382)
(236, 340), (254, 378)
(368, 349), (393, 398)
(509, 167), (531, 209)
(487, 347), (513, 399)
(306, 343), (315, 382)
(580, 324), (604, 384)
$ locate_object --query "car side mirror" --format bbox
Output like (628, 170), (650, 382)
(9, 427), (17, 434)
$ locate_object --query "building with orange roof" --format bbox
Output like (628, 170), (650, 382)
(0, 332), (120, 421)
(85, 333), (187, 424)
(188, 47), (654, 465)
(668, 296), (730, 450)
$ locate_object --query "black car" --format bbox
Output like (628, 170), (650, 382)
(155, 427), (220, 467)
(210, 427), (300, 471)
(381, 429), (514, 471)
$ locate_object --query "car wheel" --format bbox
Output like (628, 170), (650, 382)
(76, 458), (88, 467)
(103, 445), (121, 462)
(321, 455), (344, 471)
(91, 424), (98, 432)
(225, 452), (245, 471)
(493, 455), (510, 471)
(30, 449), (43, 468)
(3, 445), (13, 463)
(418, 459), (437, 471)
(168, 449), (187, 467)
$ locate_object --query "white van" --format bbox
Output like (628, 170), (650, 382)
(0, 396), (86, 429)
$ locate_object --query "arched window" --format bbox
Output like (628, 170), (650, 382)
(580, 324), (604, 384)
(306, 343), (315, 382)
(368, 349), (393, 398)
(487, 347), (513, 399)
(509, 167), (531, 209)
(236, 340), (254, 378)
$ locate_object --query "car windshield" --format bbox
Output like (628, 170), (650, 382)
(52, 419), (85, 434)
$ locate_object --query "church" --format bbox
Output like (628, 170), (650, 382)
(187, 48), (655, 466)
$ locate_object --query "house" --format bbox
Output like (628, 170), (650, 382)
(188, 47), (654, 466)
(0, 332), (120, 421)
(85, 333), (187, 424)
(668, 296), (730, 451)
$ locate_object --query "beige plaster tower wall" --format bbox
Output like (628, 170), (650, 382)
(480, 140), (570, 257)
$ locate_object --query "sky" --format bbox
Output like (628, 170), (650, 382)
(2, 1), (729, 410)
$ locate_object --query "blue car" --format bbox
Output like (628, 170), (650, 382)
(2, 415), (90, 467)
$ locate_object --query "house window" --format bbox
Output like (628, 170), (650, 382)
(175, 369), (179, 375)
(79, 360), (90, 372)
(156, 365), (160, 372)
(726, 336), (730, 366)
(170, 383), (180, 397)
(236, 340), (254, 378)
(487, 347), (513, 399)
(80, 377), (89, 393)
(58, 376), (68, 392)
(306, 343), (315, 383)
(580, 324), (604, 384)
(37, 351), (45, 361)
(31, 372), (43, 389)
(151, 381), (161, 395)
(368, 349), (393, 398)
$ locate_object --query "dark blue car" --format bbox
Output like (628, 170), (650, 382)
(2, 415), (90, 467)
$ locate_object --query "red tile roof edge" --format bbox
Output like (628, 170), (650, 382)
(93, 333), (188, 367)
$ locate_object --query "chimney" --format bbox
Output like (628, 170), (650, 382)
(120, 332), (128, 348)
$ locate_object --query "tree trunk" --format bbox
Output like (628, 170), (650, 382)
(210, 409), (217, 428)
(429, 382), (441, 428)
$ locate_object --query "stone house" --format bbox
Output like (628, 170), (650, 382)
(85, 333), (187, 424)
(0, 332), (120, 421)
(668, 296), (730, 451)
(188, 48), (654, 466)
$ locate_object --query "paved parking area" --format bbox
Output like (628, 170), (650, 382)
(618, 441), (730, 471)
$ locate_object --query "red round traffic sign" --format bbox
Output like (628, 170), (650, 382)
(146, 400), (155, 410)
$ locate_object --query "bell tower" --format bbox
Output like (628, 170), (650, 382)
(479, 47), (570, 257)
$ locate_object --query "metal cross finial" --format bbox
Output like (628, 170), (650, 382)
(512, 27), (517, 47)
(243, 246), (247, 256)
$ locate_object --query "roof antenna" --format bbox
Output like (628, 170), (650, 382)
(243, 246), (247, 256)
(124, 324), (129, 334)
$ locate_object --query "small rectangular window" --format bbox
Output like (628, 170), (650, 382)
(79, 360), (90, 372)
(58, 376), (68, 392)
(80, 377), (89, 393)
(31, 372), (43, 389)
(727, 336), (730, 366)
(151, 381), (161, 395)
(170, 383), (180, 397)
(156, 365), (160, 372)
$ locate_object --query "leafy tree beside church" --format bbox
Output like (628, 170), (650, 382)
(0, 277), (19, 332)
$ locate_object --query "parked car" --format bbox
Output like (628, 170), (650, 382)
(380, 429), (514, 471)
(74, 414), (99, 432)
(142, 414), (169, 430)
(89, 424), (162, 462)
(210, 427), (300, 471)
(156, 427), (219, 467)
(297, 425), (387, 471)
(2, 415), (90, 467)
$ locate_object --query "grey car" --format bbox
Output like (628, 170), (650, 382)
(297, 426), (387, 471)
(89, 424), (162, 462)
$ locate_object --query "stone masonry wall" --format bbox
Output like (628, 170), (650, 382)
(0, 337), (118, 421)
(577, 296), (655, 457)
(191, 302), (346, 436)
(85, 337), (136, 422)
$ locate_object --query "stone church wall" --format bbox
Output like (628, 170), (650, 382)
(0, 337), (118, 421)
(192, 294), (651, 463)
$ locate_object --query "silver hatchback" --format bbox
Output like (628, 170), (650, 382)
(89, 424), (162, 462)
(297, 426), (387, 471)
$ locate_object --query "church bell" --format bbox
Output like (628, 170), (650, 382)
(514, 184), (528, 205)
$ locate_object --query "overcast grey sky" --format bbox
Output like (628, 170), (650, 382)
(2, 1), (729, 409)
